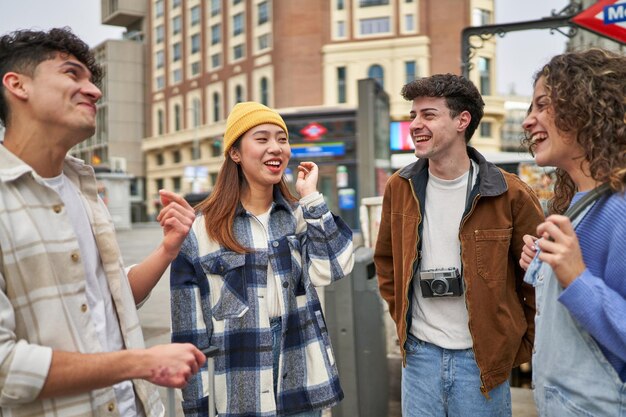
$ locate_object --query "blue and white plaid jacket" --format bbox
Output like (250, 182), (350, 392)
(171, 190), (354, 417)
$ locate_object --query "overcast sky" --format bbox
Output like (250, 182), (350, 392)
(0, 0), (570, 97)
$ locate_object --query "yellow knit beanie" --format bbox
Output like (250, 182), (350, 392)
(223, 101), (288, 156)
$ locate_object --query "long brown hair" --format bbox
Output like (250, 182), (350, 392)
(196, 140), (297, 253)
(523, 48), (626, 214)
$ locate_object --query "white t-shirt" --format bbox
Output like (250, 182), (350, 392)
(43, 174), (142, 417)
(409, 161), (478, 350)
(253, 209), (282, 318)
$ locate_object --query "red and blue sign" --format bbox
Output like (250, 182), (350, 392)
(300, 122), (328, 141)
(571, 0), (626, 44)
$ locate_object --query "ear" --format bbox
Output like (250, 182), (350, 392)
(229, 147), (241, 164)
(2, 72), (29, 101)
(456, 110), (471, 133)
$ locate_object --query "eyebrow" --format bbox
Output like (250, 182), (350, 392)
(251, 129), (286, 136)
(410, 107), (439, 114)
(59, 60), (93, 80)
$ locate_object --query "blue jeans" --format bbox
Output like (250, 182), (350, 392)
(271, 317), (322, 417)
(402, 334), (511, 417)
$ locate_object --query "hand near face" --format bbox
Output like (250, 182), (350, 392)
(535, 215), (586, 287)
(156, 190), (196, 260)
(296, 161), (319, 198)
(519, 234), (538, 271)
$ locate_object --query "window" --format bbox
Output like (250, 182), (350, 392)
(172, 149), (181, 163)
(405, 14), (414, 31)
(156, 154), (164, 165)
(360, 0), (389, 6)
(212, 92), (221, 122)
(156, 75), (165, 90)
(172, 0), (181, 8)
(155, 0), (164, 17)
(211, 53), (221, 68)
(211, 0), (221, 16)
(211, 23), (221, 45)
(368, 64), (384, 88)
(337, 0), (344, 10)
(233, 0), (242, 4)
(260, 77), (269, 106)
(258, 33), (270, 50)
(210, 172), (218, 185)
(191, 5), (201, 26)
(235, 85), (244, 103)
(360, 17), (390, 35)
(174, 104), (181, 131)
(405, 60), (416, 84)
(480, 122), (492, 138)
(337, 66), (346, 103)
(233, 44), (244, 60)
(157, 109), (165, 135)
(337, 21), (345, 37)
(173, 68), (182, 83)
(172, 176), (182, 193)
(211, 142), (221, 157)
(233, 13), (244, 36)
(191, 33), (201, 54)
(191, 61), (201, 76)
(172, 15), (182, 35)
(173, 42), (181, 61)
(258, 1), (269, 25)
(192, 98), (201, 127)
(156, 50), (165, 68)
(478, 57), (491, 95)
(472, 8), (492, 26)
(155, 25), (164, 43)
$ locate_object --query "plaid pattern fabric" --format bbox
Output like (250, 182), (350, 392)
(171, 190), (354, 417)
(0, 146), (163, 417)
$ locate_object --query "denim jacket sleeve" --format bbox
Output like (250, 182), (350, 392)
(297, 192), (354, 287)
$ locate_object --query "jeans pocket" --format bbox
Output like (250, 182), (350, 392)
(544, 386), (594, 417)
(404, 334), (422, 354)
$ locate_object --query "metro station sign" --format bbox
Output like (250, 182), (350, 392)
(571, 0), (626, 44)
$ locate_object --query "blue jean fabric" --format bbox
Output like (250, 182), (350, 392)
(525, 204), (626, 417)
(271, 317), (322, 417)
(402, 334), (511, 417)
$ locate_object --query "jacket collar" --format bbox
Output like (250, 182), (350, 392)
(397, 146), (508, 197)
(235, 185), (296, 217)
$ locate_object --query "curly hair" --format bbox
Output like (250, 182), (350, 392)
(523, 49), (626, 214)
(401, 73), (485, 142)
(0, 27), (102, 127)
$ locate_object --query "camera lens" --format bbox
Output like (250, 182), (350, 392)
(430, 278), (449, 296)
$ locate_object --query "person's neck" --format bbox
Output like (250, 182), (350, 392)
(428, 153), (471, 180)
(240, 184), (274, 216)
(568, 162), (601, 192)
(3, 127), (69, 178)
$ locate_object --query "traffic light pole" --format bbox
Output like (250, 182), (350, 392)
(461, 3), (582, 79)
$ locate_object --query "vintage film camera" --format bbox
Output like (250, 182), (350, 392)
(419, 267), (463, 298)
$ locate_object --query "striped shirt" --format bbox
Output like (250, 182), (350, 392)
(0, 146), (163, 417)
(170, 190), (354, 417)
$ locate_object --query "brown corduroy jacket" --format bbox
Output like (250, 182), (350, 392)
(374, 147), (544, 395)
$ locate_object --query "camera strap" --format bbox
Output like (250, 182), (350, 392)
(563, 182), (611, 221)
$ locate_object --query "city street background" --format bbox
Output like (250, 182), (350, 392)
(118, 223), (537, 417)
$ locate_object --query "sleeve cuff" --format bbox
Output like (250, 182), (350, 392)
(1, 342), (52, 405)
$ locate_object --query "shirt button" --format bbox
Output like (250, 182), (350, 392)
(282, 281), (289, 288)
(81, 304), (88, 313)
(308, 206), (315, 212)
(538, 274), (544, 282)
(71, 252), (80, 262)
(532, 347), (536, 354)
(272, 241), (279, 248)
(52, 204), (63, 213)
(536, 309), (540, 316)
(107, 402), (115, 412)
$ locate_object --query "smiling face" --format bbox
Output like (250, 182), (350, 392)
(522, 77), (583, 172)
(22, 52), (102, 144)
(408, 96), (469, 164)
(229, 123), (291, 193)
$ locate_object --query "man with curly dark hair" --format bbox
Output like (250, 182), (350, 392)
(374, 74), (544, 416)
(0, 27), (206, 416)
(520, 48), (626, 416)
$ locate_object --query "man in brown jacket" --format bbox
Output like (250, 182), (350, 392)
(374, 74), (543, 417)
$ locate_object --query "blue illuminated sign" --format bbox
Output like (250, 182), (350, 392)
(290, 142), (345, 158)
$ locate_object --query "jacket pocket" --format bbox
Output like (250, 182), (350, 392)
(475, 228), (512, 281)
(200, 252), (249, 320)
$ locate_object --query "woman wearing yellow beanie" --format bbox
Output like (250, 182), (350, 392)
(171, 101), (355, 417)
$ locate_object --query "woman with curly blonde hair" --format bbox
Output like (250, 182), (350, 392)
(519, 48), (626, 416)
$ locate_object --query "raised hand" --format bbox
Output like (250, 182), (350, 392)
(295, 161), (319, 198)
(156, 190), (196, 260)
(519, 234), (538, 271)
